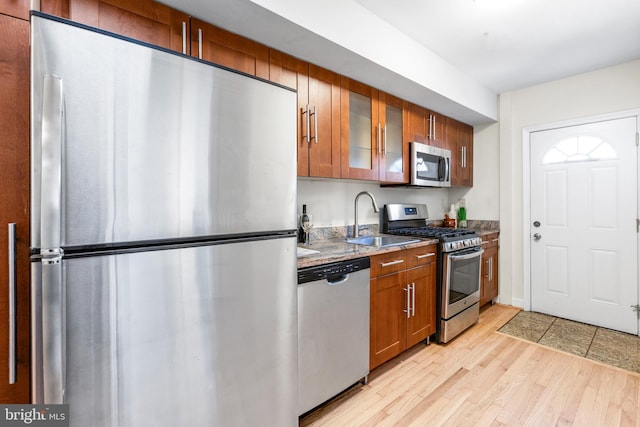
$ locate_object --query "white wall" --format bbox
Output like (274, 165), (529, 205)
(499, 59), (640, 308)
(297, 179), (450, 230)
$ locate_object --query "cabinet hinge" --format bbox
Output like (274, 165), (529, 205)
(636, 132), (639, 147)
(637, 219), (639, 233)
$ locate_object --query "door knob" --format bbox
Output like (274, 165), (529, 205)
(533, 221), (541, 227)
(533, 233), (541, 241)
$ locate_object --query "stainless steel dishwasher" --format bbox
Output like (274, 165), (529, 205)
(297, 257), (370, 416)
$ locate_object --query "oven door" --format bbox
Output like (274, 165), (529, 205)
(442, 247), (483, 319)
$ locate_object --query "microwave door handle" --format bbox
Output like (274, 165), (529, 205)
(438, 157), (449, 181)
(445, 157), (450, 182)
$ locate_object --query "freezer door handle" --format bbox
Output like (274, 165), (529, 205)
(40, 75), (63, 252)
(41, 257), (65, 403)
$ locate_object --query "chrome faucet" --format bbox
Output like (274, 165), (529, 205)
(353, 191), (379, 238)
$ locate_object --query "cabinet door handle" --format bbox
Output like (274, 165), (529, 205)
(489, 258), (494, 282)
(432, 115), (436, 140)
(383, 124), (387, 156)
(181, 22), (187, 55)
(8, 223), (16, 385)
(302, 105), (310, 143)
(197, 28), (203, 59)
(377, 123), (382, 155)
(411, 282), (416, 317)
(311, 106), (318, 144)
(404, 286), (411, 319)
(380, 259), (404, 268)
(416, 253), (435, 259)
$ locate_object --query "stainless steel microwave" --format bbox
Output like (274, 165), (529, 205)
(410, 142), (451, 187)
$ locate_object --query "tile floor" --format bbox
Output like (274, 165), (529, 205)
(498, 310), (640, 373)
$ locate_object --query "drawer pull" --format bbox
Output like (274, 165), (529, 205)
(491, 238), (500, 243)
(416, 253), (435, 259)
(380, 259), (404, 268)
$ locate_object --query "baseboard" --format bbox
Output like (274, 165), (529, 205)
(510, 297), (525, 309)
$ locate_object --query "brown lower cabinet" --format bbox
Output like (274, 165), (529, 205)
(480, 232), (499, 307)
(0, 12), (31, 403)
(369, 245), (437, 370)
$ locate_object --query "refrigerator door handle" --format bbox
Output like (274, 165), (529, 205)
(40, 75), (65, 403)
(8, 223), (16, 384)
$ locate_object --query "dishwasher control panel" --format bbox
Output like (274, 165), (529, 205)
(297, 257), (370, 285)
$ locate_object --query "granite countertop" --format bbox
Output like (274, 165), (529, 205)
(296, 222), (499, 269)
(297, 237), (439, 269)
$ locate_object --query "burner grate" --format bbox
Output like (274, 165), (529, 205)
(387, 226), (476, 239)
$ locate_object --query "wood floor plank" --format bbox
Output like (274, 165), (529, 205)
(299, 304), (640, 427)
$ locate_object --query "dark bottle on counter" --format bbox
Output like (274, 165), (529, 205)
(298, 204), (308, 243)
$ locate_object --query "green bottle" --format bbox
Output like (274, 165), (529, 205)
(457, 200), (467, 228)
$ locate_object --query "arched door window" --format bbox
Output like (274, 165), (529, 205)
(542, 136), (616, 164)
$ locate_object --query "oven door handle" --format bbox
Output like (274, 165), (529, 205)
(448, 248), (483, 261)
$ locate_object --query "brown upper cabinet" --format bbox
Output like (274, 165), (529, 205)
(1, 0), (30, 19)
(341, 77), (379, 181)
(60, 0), (189, 53)
(340, 78), (409, 183)
(378, 92), (408, 184)
(426, 110), (446, 148)
(406, 103), (428, 144)
(447, 118), (474, 187)
(406, 104), (444, 147)
(190, 18), (269, 79)
(269, 50), (342, 178)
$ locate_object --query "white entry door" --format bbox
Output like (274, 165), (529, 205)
(530, 116), (639, 334)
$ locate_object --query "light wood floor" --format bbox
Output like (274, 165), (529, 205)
(300, 304), (640, 427)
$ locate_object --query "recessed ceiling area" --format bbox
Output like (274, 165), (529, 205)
(355, 0), (640, 93)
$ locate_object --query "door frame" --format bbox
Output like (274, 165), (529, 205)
(521, 109), (640, 316)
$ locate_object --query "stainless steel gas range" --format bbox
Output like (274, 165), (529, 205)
(383, 204), (483, 343)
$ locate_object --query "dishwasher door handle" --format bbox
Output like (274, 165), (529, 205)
(326, 274), (349, 285)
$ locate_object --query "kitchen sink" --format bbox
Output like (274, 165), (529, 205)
(346, 235), (421, 247)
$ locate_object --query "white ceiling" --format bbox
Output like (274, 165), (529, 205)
(356, 0), (640, 93)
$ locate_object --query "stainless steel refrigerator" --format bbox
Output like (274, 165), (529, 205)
(30, 13), (298, 427)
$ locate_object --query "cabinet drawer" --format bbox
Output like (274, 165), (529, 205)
(370, 251), (407, 277)
(481, 232), (499, 249)
(405, 245), (437, 269)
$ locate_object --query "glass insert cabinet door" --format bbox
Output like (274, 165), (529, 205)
(349, 91), (372, 170)
(341, 77), (379, 181)
(384, 104), (403, 173)
(341, 78), (407, 182)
